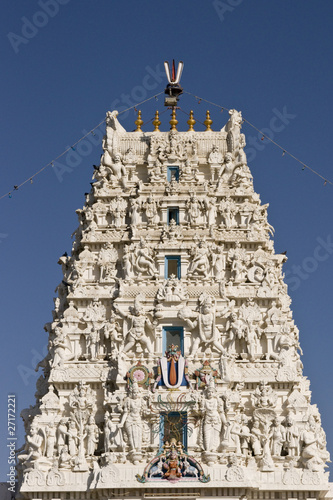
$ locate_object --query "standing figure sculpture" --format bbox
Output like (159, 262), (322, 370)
(144, 196), (160, 226)
(114, 295), (156, 354)
(118, 381), (145, 462)
(186, 196), (203, 226)
(181, 294), (224, 357)
(86, 415), (99, 456)
(200, 380), (228, 457)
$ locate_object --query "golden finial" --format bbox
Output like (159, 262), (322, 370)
(169, 108), (178, 131)
(152, 110), (161, 132)
(204, 110), (213, 131)
(135, 110), (143, 132)
(187, 110), (196, 132)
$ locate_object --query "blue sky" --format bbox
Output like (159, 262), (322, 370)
(1, 0), (333, 480)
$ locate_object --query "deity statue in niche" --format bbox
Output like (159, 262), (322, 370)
(199, 380), (228, 454)
(144, 196), (160, 226)
(114, 295), (156, 355)
(208, 145), (223, 166)
(187, 239), (211, 277)
(179, 294), (224, 357)
(118, 381), (146, 463)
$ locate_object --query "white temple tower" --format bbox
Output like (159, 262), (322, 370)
(18, 66), (332, 500)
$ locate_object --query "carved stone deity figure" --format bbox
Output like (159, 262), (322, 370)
(118, 382), (145, 458)
(167, 130), (186, 160)
(208, 145), (223, 167)
(204, 197), (217, 228)
(301, 415), (330, 471)
(250, 414), (276, 470)
(200, 380), (228, 453)
(219, 197), (237, 229)
(240, 414), (251, 456)
(156, 143), (167, 164)
(67, 419), (78, 456)
(129, 198), (142, 236)
(18, 423), (43, 464)
(181, 294), (224, 356)
(238, 198), (255, 228)
(227, 242), (248, 283)
(261, 419), (274, 470)
(69, 382), (96, 471)
(67, 259), (86, 292)
(103, 311), (122, 355)
(109, 195), (128, 228)
(56, 418), (68, 455)
(85, 415), (99, 456)
(225, 109), (243, 153)
(245, 321), (261, 361)
(211, 244), (226, 281)
(92, 162), (110, 190)
(123, 147), (136, 166)
(114, 295), (156, 354)
(144, 196), (160, 226)
(104, 410), (122, 452)
(252, 203), (275, 236)
(50, 329), (73, 368)
(265, 300), (283, 327)
(250, 419), (263, 456)
(45, 421), (56, 458)
(101, 151), (127, 187)
(160, 218), (182, 242)
(224, 312), (248, 355)
(97, 242), (118, 281)
(270, 330), (302, 376)
(219, 153), (235, 184)
(132, 238), (158, 277)
(59, 445), (72, 469)
(122, 244), (134, 279)
(230, 413), (242, 454)
(156, 277), (187, 303)
(237, 298), (263, 360)
(186, 195), (203, 226)
(252, 382), (277, 409)
(284, 413), (300, 457)
(270, 417), (286, 456)
(230, 163), (253, 190)
(86, 326), (99, 360)
(181, 159), (199, 182)
(188, 239), (211, 277)
(82, 298), (105, 324)
(150, 161), (165, 183)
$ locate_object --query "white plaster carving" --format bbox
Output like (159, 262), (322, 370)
(18, 108), (331, 498)
(199, 380), (228, 462)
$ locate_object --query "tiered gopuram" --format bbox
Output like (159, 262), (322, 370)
(17, 102), (332, 500)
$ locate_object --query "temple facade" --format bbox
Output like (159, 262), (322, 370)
(18, 103), (332, 500)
